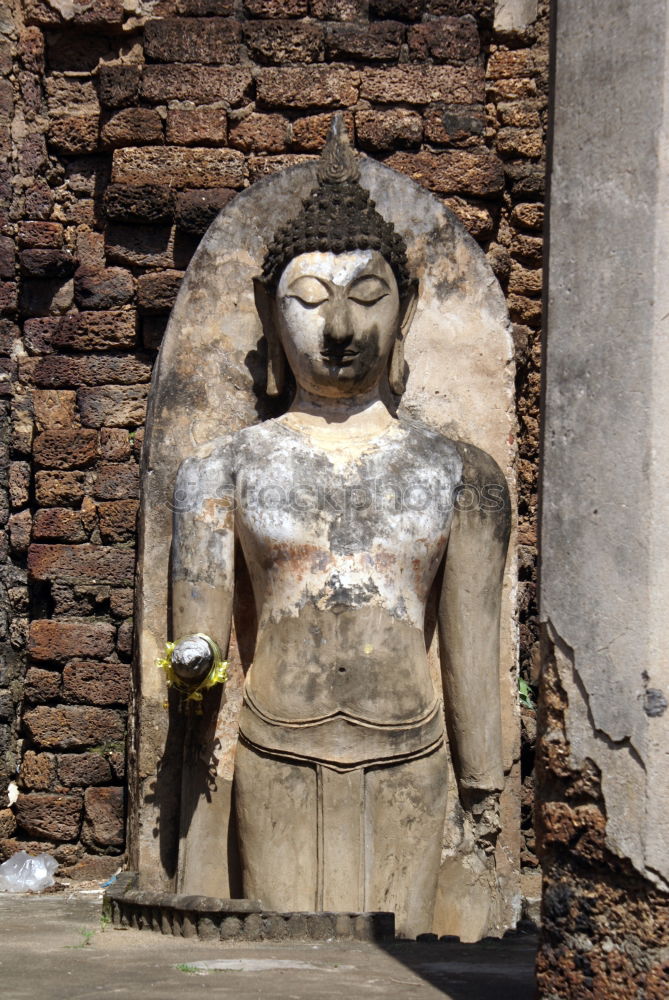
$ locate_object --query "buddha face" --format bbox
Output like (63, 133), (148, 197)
(275, 250), (402, 399)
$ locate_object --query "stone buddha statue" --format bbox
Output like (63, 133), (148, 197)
(165, 119), (510, 938)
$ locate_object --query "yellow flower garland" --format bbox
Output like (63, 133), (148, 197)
(157, 633), (228, 706)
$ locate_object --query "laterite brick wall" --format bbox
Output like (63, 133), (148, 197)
(0, 0), (547, 878)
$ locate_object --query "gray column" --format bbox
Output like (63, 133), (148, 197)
(538, 0), (669, 994)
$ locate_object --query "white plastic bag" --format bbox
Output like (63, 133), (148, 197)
(0, 850), (58, 892)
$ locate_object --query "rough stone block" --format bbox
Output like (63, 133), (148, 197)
(496, 126), (543, 159)
(256, 67), (360, 109)
(444, 196), (494, 240)
(509, 232), (543, 265)
(19, 249), (76, 280)
(51, 311), (137, 351)
(33, 507), (87, 542)
(140, 65), (252, 106)
(243, 0), (307, 14)
(408, 16), (480, 62)
(32, 390), (77, 431)
(9, 462), (30, 509)
(21, 355), (152, 388)
(0, 281), (17, 315)
(22, 706), (125, 749)
(497, 100), (542, 129)
(83, 786), (124, 849)
(57, 752), (112, 787)
(508, 262), (542, 296)
(362, 64), (484, 104)
(28, 543), (135, 586)
(19, 278), (74, 318)
(386, 148), (504, 196)
(17, 222), (63, 249)
(99, 428), (131, 462)
(62, 659), (130, 705)
(136, 271), (183, 313)
(104, 184), (175, 224)
(145, 17), (242, 64)
(35, 470), (86, 507)
(248, 153), (316, 183)
(110, 588), (133, 618)
(310, 0), (368, 18)
(48, 115), (99, 155)
(142, 316), (168, 350)
(486, 48), (536, 80)
(104, 224), (176, 270)
(77, 385), (149, 428)
(424, 103), (485, 144)
(166, 108), (228, 146)
(428, 0), (492, 17)
(33, 428), (98, 469)
(9, 510), (32, 553)
(228, 112), (288, 154)
(27, 619), (116, 662)
(93, 463), (140, 500)
(325, 22), (404, 61)
(178, 0), (233, 11)
(98, 65), (141, 108)
(244, 20), (324, 64)
(112, 146), (246, 189)
(16, 792), (83, 842)
(101, 109), (164, 148)
(355, 109), (422, 151)
(24, 667), (62, 703)
(73, 267), (134, 311)
(116, 620), (133, 658)
(291, 111), (354, 151)
(174, 189), (235, 235)
(0, 319), (19, 355)
(511, 202), (543, 232)
(0, 236), (15, 280)
(19, 750), (56, 790)
(98, 500), (139, 542)
(0, 809), (16, 839)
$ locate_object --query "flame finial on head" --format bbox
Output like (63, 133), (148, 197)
(317, 113), (360, 186)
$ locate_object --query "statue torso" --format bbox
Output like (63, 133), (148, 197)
(192, 416), (462, 766)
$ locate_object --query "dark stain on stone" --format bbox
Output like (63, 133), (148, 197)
(643, 688), (667, 717)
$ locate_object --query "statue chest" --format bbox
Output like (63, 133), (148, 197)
(233, 440), (458, 625)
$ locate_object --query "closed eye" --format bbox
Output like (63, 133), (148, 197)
(287, 293), (328, 308)
(285, 276), (330, 306)
(347, 276), (390, 305)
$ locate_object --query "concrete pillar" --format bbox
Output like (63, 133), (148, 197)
(538, 0), (669, 995)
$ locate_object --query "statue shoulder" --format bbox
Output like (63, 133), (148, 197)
(398, 416), (463, 477)
(452, 440), (511, 533)
(453, 440), (508, 492)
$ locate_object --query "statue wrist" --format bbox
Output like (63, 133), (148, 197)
(157, 633), (228, 704)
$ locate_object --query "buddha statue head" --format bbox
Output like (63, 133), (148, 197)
(254, 115), (419, 400)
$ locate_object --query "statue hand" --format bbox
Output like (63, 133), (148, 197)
(460, 787), (501, 857)
(171, 634), (214, 685)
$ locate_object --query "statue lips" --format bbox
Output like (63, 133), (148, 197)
(320, 347), (359, 367)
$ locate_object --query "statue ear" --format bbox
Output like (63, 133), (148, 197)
(389, 279), (419, 395)
(254, 276), (286, 397)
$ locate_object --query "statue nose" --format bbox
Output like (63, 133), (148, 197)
(323, 300), (352, 343)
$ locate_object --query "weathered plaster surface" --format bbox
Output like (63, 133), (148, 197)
(541, 0), (669, 891)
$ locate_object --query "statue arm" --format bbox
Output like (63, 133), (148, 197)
(171, 453), (235, 678)
(438, 442), (511, 796)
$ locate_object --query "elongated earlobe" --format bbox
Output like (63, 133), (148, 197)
(389, 336), (406, 395)
(389, 279), (419, 395)
(254, 276), (286, 397)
